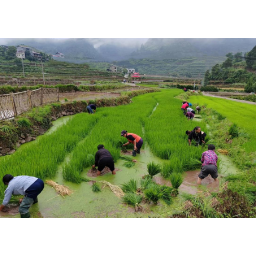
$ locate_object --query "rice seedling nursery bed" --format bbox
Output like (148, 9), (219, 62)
(1, 89), (255, 218)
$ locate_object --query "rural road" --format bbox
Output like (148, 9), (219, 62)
(202, 92), (256, 105)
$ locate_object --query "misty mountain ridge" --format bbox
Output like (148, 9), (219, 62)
(4, 38), (256, 62)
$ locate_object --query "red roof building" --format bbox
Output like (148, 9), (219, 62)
(131, 72), (140, 78)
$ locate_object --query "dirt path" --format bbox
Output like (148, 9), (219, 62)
(202, 92), (256, 105)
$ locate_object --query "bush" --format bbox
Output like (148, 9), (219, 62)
(200, 86), (218, 92)
(229, 123), (239, 138)
(17, 117), (32, 128)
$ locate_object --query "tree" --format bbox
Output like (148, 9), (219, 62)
(234, 52), (243, 62)
(5, 46), (17, 60)
(222, 58), (233, 68)
(226, 53), (234, 60)
(211, 64), (221, 79)
(252, 82), (256, 93)
(246, 45), (256, 69)
(244, 77), (254, 93)
(204, 70), (211, 86)
(14, 58), (22, 67)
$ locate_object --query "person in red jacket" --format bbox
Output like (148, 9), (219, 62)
(121, 130), (143, 156)
(181, 102), (189, 115)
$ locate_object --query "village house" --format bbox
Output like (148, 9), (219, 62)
(107, 65), (118, 72)
(127, 68), (135, 74)
(53, 52), (64, 58)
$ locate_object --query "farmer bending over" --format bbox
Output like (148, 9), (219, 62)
(197, 144), (218, 185)
(0, 175), (44, 218)
(181, 102), (189, 115)
(186, 111), (194, 120)
(188, 126), (206, 146)
(121, 130), (143, 156)
(92, 145), (116, 176)
(87, 104), (96, 114)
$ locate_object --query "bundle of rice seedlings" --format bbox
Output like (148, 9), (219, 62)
(161, 163), (172, 178)
(46, 180), (73, 197)
(217, 149), (229, 155)
(99, 181), (124, 198)
(121, 179), (137, 193)
(159, 185), (174, 205)
(144, 184), (161, 204)
(123, 193), (143, 211)
(123, 161), (135, 168)
(170, 172), (183, 190)
(92, 182), (101, 192)
(140, 176), (154, 190)
(147, 162), (161, 178)
(120, 156), (133, 162)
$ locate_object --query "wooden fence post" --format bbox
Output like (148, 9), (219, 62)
(40, 88), (43, 105)
(10, 93), (18, 117)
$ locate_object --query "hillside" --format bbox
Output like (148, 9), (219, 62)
(3, 38), (256, 78)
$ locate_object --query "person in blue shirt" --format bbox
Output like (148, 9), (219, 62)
(0, 175), (44, 218)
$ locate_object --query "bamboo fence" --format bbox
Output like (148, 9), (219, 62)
(0, 87), (59, 120)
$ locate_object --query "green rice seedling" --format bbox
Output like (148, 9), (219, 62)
(144, 183), (161, 204)
(120, 156), (133, 162)
(159, 185), (174, 205)
(170, 172), (183, 189)
(87, 154), (95, 166)
(121, 179), (138, 193)
(140, 176), (154, 190)
(147, 162), (161, 178)
(161, 163), (172, 178)
(123, 161), (135, 168)
(123, 193), (142, 206)
(92, 182), (101, 192)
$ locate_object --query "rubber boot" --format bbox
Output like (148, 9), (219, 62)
(136, 148), (140, 154)
(132, 150), (136, 157)
(33, 197), (38, 204)
(20, 212), (31, 218)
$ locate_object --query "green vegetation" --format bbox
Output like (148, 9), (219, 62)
(122, 193), (142, 206)
(92, 182), (101, 192)
(147, 162), (161, 178)
(121, 179), (138, 193)
(170, 172), (183, 189)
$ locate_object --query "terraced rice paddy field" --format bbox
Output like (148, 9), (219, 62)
(1, 89), (255, 218)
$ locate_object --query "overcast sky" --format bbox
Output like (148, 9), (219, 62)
(0, 38), (151, 48)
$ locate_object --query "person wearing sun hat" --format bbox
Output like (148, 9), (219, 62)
(121, 130), (143, 156)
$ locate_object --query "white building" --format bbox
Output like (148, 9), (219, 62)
(16, 51), (25, 59)
(127, 68), (135, 74)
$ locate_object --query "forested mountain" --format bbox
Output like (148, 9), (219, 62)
(3, 38), (256, 78)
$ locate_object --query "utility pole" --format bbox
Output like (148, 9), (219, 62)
(41, 61), (45, 85)
(21, 57), (25, 77)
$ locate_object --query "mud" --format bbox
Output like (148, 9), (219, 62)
(87, 167), (120, 177)
(154, 170), (219, 195)
(0, 203), (19, 216)
(59, 91), (120, 103)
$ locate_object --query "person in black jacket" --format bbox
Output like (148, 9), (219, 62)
(92, 145), (116, 176)
(87, 104), (96, 114)
(188, 126), (206, 146)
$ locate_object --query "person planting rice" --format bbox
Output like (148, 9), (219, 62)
(181, 102), (189, 115)
(92, 144), (116, 176)
(187, 107), (195, 114)
(87, 103), (96, 114)
(196, 105), (201, 114)
(197, 144), (218, 185)
(188, 126), (206, 146)
(121, 130), (143, 156)
(186, 111), (194, 120)
(186, 130), (191, 136)
(0, 175), (44, 218)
